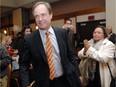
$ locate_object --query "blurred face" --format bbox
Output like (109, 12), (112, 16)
(24, 28), (31, 35)
(33, 4), (52, 30)
(66, 20), (72, 26)
(93, 27), (104, 42)
(6, 36), (12, 45)
(106, 27), (112, 34)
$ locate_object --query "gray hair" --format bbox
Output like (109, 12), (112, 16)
(32, 1), (53, 16)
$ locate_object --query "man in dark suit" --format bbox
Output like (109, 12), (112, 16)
(19, 1), (82, 87)
(106, 26), (116, 44)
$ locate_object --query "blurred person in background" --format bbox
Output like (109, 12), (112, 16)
(0, 32), (11, 87)
(17, 25), (33, 86)
(62, 19), (75, 34)
(106, 26), (116, 44)
(3, 35), (18, 57)
(18, 25), (32, 64)
(62, 19), (77, 56)
(11, 32), (22, 50)
(78, 25), (116, 87)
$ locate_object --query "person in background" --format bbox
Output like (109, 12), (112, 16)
(78, 25), (116, 87)
(20, 1), (81, 87)
(11, 32), (22, 49)
(1, 34), (18, 65)
(3, 36), (12, 49)
(106, 26), (116, 44)
(62, 19), (77, 56)
(3, 35), (18, 57)
(0, 32), (11, 87)
(62, 19), (75, 34)
(18, 25), (32, 64)
(17, 25), (33, 86)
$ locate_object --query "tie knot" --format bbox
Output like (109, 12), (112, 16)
(46, 31), (50, 35)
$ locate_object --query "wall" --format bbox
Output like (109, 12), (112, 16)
(13, 8), (22, 28)
(77, 12), (106, 22)
(106, 0), (116, 33)
(52, 0), (105, 16)
(29, 0), (105, 21)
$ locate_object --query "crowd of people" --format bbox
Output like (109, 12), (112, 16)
(0, 1), (116, 87)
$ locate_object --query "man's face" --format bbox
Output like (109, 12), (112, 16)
(33, 4), (52, 30)
(66, 20), (72, 26)
(106, 27), (112, 34)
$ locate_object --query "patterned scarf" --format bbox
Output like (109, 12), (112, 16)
(88, 39), (104, 80)
(79, 39), (104, 86)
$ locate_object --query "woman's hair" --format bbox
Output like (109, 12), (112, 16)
(94, 25), (108, 38)
(0, 32), (6, 45)
(0, 32), (2, 43)
(21, 25), (32, 36)
(1, 35), (11, 45)
(4, 36), (12, 45)
(32, 1), (53, 16)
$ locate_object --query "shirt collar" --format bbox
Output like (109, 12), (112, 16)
(39, 26), (54, 38)
(47, 26), (53, 35)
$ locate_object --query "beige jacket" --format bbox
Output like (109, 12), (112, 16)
(78, 38), (116, 87)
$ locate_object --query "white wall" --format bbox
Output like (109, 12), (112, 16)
(76, 12), (106, 22)
(51, 19), (64, 28)
(106, 0), (116, 33)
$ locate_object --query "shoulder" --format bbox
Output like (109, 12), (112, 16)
(24, 30), (39, 41)
(0, 44), (5, 50)
(0, 44), (8, 55)
(110, 33), (116, 37)
(52, 26), (67, 34)
(103, 38), (115, 47)
(0, 44), (2, 49)
(112, 33), (116, 35)
(53, 26), (64, 30)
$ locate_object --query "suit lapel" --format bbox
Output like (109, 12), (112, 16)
(53, 28), (63, 56)
(35, 31), (48, 63)
(35, 28), (64, 63)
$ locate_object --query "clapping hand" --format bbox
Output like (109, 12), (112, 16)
(83, 39), (90, 54)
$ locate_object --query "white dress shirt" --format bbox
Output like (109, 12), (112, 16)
(39, 26), (63, 78)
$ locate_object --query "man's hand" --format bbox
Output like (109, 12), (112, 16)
(69, 25), (75, 32)
(26, 81), (35, 87)
(27, 86), (31, 87)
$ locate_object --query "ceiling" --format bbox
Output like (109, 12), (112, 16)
(0, 0), (60, 17)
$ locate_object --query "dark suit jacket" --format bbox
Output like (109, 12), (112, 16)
(17, 37), (25, 64)
(109, 33), (116, 44)
(20, 27), (81, 87)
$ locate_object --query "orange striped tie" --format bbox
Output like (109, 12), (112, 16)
(46, 31), (55, 80)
